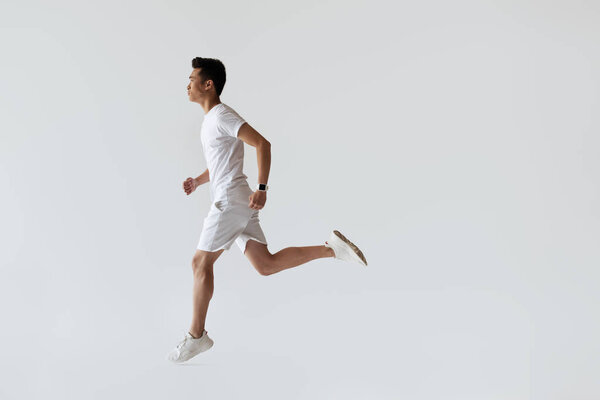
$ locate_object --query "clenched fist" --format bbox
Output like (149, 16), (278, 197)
(183, 177), (198, 195)
(248, 190), (266, 210)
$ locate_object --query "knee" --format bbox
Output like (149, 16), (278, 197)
(254, 258), (274, 276)
(256, 266), (272, 276)
(191, 255), (213, 277)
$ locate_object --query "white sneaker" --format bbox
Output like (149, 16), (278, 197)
(324, 230), (368, 266)
(167, 330), (214, 363)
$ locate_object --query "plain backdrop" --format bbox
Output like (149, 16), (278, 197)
(1, 0), (599, 399)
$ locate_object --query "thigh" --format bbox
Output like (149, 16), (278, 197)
(193, 248), (225, 267)
(197, 204), (251, 252)
(235, 210), (268, 254)
(243, 239), (271, 266)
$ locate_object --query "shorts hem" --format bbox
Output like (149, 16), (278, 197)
(239, 238), (268, 254)
(197, 242), (234, 252)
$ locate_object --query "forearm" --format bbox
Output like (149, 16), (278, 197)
(194, 168), (210, 185)
(256, 142), (271, 185)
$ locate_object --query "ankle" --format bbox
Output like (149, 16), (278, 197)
(189, 329), (204, 338)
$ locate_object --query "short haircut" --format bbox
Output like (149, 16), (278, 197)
(191, 57), (226, 96)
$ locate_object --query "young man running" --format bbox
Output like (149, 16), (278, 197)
(167, 57), (368, 363)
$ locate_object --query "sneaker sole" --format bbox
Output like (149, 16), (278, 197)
(333, 230), (368, 266)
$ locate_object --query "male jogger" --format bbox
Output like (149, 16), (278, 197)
(167, 57), (368, 363)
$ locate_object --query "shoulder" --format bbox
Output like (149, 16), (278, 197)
(215, 103), (246, 137)
(218, 103), (243, 118)
(215, 103), (245, 125)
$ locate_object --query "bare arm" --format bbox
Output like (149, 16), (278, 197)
(194, 168), (210, 186)
(183, 168), (209, 196)
(237, 122), (270, 210)
(237, 122), (271, 186)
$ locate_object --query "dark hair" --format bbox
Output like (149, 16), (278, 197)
(191, 57), (226, 96)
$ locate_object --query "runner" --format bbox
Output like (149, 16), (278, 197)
(167, 57), (368, 363)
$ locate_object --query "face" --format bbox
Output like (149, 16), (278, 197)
(187, 68), (212, 103)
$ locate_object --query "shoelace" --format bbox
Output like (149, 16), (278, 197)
(176, 334), (189, 349)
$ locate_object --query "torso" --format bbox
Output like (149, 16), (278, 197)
(200, 103), (249, 201)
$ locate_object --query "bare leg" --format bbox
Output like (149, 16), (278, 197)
(245, 240), (334, 276)
(189, 248), (224, 338)
(270, 245), (334, 273)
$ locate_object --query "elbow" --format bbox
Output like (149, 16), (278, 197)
(260, 140), (271, 149)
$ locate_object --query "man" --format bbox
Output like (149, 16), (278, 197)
(167, 57), (368, 363)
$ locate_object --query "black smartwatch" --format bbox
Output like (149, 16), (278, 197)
(256, 183), (269, 192)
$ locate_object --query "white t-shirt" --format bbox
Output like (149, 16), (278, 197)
(200, 103), (249, 200)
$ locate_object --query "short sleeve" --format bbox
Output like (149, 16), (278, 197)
(218, 107), (246, 138)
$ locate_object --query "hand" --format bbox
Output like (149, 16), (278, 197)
(183, 177), (198, 195)
(248, 190), (266, 210)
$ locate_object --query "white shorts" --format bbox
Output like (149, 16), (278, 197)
(197, 185), (268, 253)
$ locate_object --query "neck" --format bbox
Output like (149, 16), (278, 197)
(201, 98), (222, 114)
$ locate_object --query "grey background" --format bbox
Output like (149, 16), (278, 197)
(1, 0), (599, 399)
